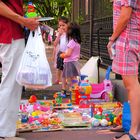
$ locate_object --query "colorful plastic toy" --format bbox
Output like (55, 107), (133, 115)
(25, 2), (38, 18)
(28, 95), (37, 103)
(90, 66), (113, 101)
(53, 92), (63, 106)
(74, 75), (92, 105)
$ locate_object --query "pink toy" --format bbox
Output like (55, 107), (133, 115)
(33, 103), (50, 112)
(90, 66), (113, 101)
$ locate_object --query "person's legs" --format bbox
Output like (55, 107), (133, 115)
(61, 77), (67, 95)
(114, 75), (140, 140)
(53, 69), (61, 84)
(0, 39), (25, 137)
(57, 69), (61, 83)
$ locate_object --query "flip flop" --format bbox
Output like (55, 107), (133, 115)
(114, 132), (137, 140)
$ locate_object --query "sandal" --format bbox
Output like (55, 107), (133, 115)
(114, 132), (137, 140)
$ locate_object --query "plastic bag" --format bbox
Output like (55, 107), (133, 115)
(122, 102), (131, 132)
(16, 26), (52, 89)
(80, 56), (99, 83)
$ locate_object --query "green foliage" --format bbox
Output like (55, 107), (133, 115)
(23, 0), (72, 26)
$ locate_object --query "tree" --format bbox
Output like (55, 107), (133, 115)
(24, 0), (72, 26)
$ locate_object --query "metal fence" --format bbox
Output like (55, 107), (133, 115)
(79, 0), (113, 68)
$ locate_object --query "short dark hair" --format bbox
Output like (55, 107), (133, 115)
(58, 16), (69, 24)
(67, 22), (81, 44)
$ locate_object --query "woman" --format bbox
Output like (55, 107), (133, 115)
(107, 0), (140, 140)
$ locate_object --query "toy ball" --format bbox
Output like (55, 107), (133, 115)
(100, 119), (108, 127)
(108, 121), (112, 126)
(91, 119), (100, 127)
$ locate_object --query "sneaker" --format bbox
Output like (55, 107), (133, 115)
(66, 90), (71, 96)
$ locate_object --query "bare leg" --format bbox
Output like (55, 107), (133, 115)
(54, 69), (61, 84)
(56, 69), (61, 82)
(114, 75), (140, 140)
(62, 77), (67, 91)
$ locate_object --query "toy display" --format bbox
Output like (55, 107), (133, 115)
(17, 93), (123, 132)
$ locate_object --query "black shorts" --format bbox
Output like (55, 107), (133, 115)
(56, 51), (64, 70)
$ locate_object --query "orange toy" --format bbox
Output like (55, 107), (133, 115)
(60, 53), (65, 58)
(29, 95), (37, 103)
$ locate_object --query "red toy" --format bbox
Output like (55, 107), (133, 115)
(28, 95), (37, 103)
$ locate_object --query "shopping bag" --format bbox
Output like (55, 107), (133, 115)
(16, 26), (52, 89)
(122, 102), (131, 132)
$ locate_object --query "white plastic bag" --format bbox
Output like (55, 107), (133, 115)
(16, 26), (52, 89)
(80, 56), (99, 83)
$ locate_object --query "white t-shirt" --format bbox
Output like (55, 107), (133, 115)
(59, 33), (68, 52)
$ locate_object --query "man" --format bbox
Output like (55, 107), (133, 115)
(0, 0), (39, 139)
(107, 0), (140, 140)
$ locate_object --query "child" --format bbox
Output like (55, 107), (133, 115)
(60, 22), (81, 91)
(53, 17), (69, 88)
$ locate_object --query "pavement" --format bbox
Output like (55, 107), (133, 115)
(19, 129), (122, 140)
(19, 45), (125, 140)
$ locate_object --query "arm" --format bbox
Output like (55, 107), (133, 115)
(53, 34), (61, 47)
(110, 6), (132, 41)
(52, 45), (57, 61)
(60, 48), (73, 58)
(53, 28), (63, 46)
(52, 35), (60, 60)
(0, 1), (39, 31)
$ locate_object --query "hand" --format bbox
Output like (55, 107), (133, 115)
(58, 28), (63, 36)
(51, 56), (55, 62)
(107, 41), (114, 57)
(22, 17), (39, 31)
(60, 53), (65, 58)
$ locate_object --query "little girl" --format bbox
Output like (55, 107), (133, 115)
(53, 17), (69, 96)
(60, 22), (81, 89)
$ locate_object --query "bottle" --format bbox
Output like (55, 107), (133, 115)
(110, 42), (116, 60)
